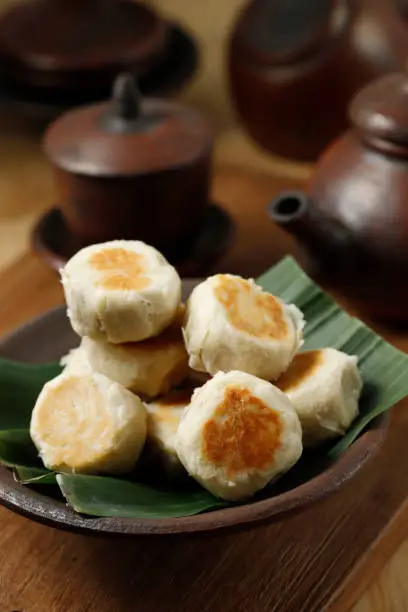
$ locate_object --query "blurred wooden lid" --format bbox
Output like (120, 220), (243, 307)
(0, 0), (168, 91)
(350, 72), (408, 146)
(44, 73), (214, 177)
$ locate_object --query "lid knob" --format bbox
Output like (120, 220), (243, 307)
(101, 72), (144, 133)
(112, 72), (141, 120)
(349, 72), (408, 150)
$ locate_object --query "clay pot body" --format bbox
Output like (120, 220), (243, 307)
(229, 0), (408, 161)
(269, 72), (408, 323)
(43, 74), (213, 254)
(52, 160), (210, 251)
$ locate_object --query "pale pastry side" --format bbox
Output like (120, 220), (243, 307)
(30, 371), (147, 474)
(145, 388), (193, 475)
(175, 370), (303, 501)
(182, 274), (304, 381)
(276, 348), (362, 446)
(82, 308), (189, 399)
(59, 345), (92, 374)
(60, 240), (181, 344)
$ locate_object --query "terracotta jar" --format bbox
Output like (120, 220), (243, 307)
(229, 0), (408, 162)
(268, 71), (408, 324)
(43, 73), (214, 255)
(0, 0), (168, 95)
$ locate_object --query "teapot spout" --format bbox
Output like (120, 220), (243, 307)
(268, 191), (319, 248)
(268, 191), (356, 278)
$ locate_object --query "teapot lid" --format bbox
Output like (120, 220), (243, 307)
(350, 73), (408, 146)
(44, 73), (213, 177)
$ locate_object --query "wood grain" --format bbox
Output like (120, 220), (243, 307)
(334, 498), (408, 612)
(352, 535), (408, 612)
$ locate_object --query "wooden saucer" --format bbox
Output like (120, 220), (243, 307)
(31, 204), (235, 277)
(0, 24), (198, 123)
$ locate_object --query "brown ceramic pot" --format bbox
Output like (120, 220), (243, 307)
(268, 71), (408, 324)
(229, 0), (408, 162)
(0, 0), (168, 93)
(43, 74), (214, 252)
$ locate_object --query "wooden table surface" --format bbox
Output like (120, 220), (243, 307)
(1, 0), (408, 610)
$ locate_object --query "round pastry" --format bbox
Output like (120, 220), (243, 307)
(276, 348), (362, 446)
(175, 370), (303, 501)
(30, 371), (147, 474)
(60, 240), (181, 344)
(81, 307), (189, 399)
(183, 274), (304, 380)
(145, 388), (193, 475)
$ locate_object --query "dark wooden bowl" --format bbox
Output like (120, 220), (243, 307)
(0, 281), (388, 536)
(0, 0), (168, 93)
(0, 24), (199, 124)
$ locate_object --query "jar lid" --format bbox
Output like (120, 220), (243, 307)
(350, 73), (408, 146)
(44, 74), (214, 176)
(0, 0), (167, 87)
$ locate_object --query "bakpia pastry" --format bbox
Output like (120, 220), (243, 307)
(30, 371), (147, 474)
(176, 371), (302, 501)
(183, 274), (304, 380)
(145, 388), (192, 474)
(61, 240), (181, 344)
(276, 348), (362, 446)
(81, 308), (189, 399)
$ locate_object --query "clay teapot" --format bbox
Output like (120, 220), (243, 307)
(268, 71), (408, 324)
(229, 0), (408, 162)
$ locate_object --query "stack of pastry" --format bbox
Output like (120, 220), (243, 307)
(30, 240), (362, 502)
(32, 241), (188, 475)
(60, 240), (187, 397)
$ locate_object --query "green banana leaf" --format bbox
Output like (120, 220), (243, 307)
(57, 474), (226, 518)
(0, 359), (61, 429)
(14, 466), (57, 485)
(0, 256), (408, 518)
(0, 429), (40, 467)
